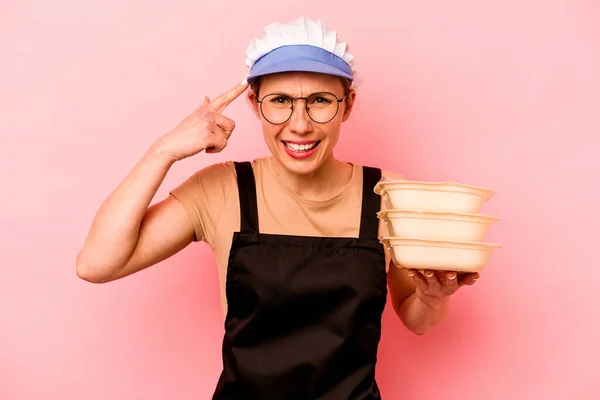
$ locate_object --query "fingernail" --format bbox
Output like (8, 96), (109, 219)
(201, 95), (206, 102)
(241, 77), (248, 85)
(407, 271), (414, 277)
(447, 273), (456, 280)
(425, 272), (434, 277)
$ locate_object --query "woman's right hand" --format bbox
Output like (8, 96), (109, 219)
(153, 80), (249, 162)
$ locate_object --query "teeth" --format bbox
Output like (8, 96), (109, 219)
(285, 142), (317, 152)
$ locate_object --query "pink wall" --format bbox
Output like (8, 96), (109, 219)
(2, 1), (598, 399)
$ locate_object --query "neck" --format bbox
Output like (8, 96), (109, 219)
(270, 155), (353, 201)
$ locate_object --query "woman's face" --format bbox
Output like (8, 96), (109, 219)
(248, 71), (355, 176)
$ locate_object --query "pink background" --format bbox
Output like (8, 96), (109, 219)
(1, 0), (599, 399)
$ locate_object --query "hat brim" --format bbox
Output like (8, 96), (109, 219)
(246, 45), (354, 84)
(247, 59), (353, 83)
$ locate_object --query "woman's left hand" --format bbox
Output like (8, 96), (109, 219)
(407, 269), (479, 309)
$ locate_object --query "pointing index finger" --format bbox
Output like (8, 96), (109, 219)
(208, 80), (250, 113)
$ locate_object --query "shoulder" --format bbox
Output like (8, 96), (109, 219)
(193, 160), (237, 183)
(169, 161), (239, 218)
(174, 161), (238, 194)
(351, 161), (404, 181)
(357, 164), (405, 184)
(171, 158), (271, 198)
(381, 169), (405, 181)
(169, 161), (241, 244)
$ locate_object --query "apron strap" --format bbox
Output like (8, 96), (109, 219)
(234, 161), (259, 234)
(234, 161), (381, 238)
(359, 166), (382, 240)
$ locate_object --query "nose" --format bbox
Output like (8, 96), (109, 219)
(288, 101), (312, 135)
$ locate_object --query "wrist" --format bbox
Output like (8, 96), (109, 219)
(146, 141), (178, 167)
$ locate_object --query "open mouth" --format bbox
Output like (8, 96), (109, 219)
(282, 141), (321, 153)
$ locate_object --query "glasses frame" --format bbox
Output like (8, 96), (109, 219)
(256, 92), (348, 125)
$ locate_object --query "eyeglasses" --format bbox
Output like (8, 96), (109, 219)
(256, 92), (348, 125)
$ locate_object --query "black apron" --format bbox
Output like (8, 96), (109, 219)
(212, 161), (387, 400)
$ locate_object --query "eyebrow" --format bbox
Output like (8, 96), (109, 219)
(264, 91), (335, 97)
(267, 91), (295, 96)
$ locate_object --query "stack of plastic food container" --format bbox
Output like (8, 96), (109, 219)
(375, 179), (502, 273)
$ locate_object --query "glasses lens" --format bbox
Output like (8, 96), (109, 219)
(261, 94), (293, 124)
(260, 92), (341, 124)
(307, 93), (339, 123)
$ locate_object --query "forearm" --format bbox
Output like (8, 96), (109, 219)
(77, 146), (174, 274)
(396, 291), (450, 335)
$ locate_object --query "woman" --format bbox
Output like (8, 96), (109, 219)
(76, 17), (479, 399)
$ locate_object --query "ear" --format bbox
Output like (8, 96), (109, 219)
(247, 90), (261, 119)
(341, 89), (356, 122)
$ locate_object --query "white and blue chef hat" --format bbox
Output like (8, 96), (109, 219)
(245, 17), (359, 87)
